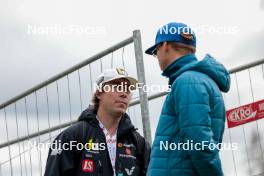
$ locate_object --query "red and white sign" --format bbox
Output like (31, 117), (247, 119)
(82, 159), (94, 172)
(226, 99), (264, 128)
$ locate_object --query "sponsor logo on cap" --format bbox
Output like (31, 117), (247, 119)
(116, 68), (126, 76)
(180, 33), (194, 40)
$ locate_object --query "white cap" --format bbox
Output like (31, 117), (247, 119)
(95, 68), (138, 90)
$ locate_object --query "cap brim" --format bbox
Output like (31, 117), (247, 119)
(104, 76), (138, 90)
(145, 44), (158, 55)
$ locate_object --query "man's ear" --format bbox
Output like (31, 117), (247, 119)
(164, 42), (170, 53)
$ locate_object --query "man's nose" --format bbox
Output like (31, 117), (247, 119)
(119, 91), (129, 99)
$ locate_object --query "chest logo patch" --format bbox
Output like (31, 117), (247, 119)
(82, 159), (94, 172)
(125, 148), (132, 155)
(125, 166), (135, 175)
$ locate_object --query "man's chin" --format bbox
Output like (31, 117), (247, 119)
(113, 107), (127, 115)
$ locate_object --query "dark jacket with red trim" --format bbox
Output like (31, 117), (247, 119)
(44, 108), (150, 176)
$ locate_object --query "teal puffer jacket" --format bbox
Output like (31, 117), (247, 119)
(147, 54), (230, 176)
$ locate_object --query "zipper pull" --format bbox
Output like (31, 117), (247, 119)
(98, 160), (103, 175)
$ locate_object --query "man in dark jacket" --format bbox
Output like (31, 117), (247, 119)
(145, 22), (230, 176)
(44, 68), (150, 176)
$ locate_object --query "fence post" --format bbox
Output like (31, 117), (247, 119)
(133, 30), (152, 144)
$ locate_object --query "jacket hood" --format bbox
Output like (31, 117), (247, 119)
(78, 108), (136, 137)
(162, 54), (230, 92)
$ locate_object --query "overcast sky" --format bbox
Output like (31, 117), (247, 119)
(1, 0), (264, 175)
(1, 0), (264, 103)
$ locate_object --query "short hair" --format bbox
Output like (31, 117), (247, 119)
(168, 41), (196, 54)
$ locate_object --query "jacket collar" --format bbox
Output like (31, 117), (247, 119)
(162, 54), (197, 85)
(78, 108), (135, 138)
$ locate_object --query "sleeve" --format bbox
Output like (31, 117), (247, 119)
(44, 131), (77, 176)
(174, 82), (224, 176)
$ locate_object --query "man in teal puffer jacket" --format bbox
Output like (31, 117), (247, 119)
(145, 22), (231, 176)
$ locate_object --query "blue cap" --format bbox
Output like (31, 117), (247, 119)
(145, 22), (196, 55)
